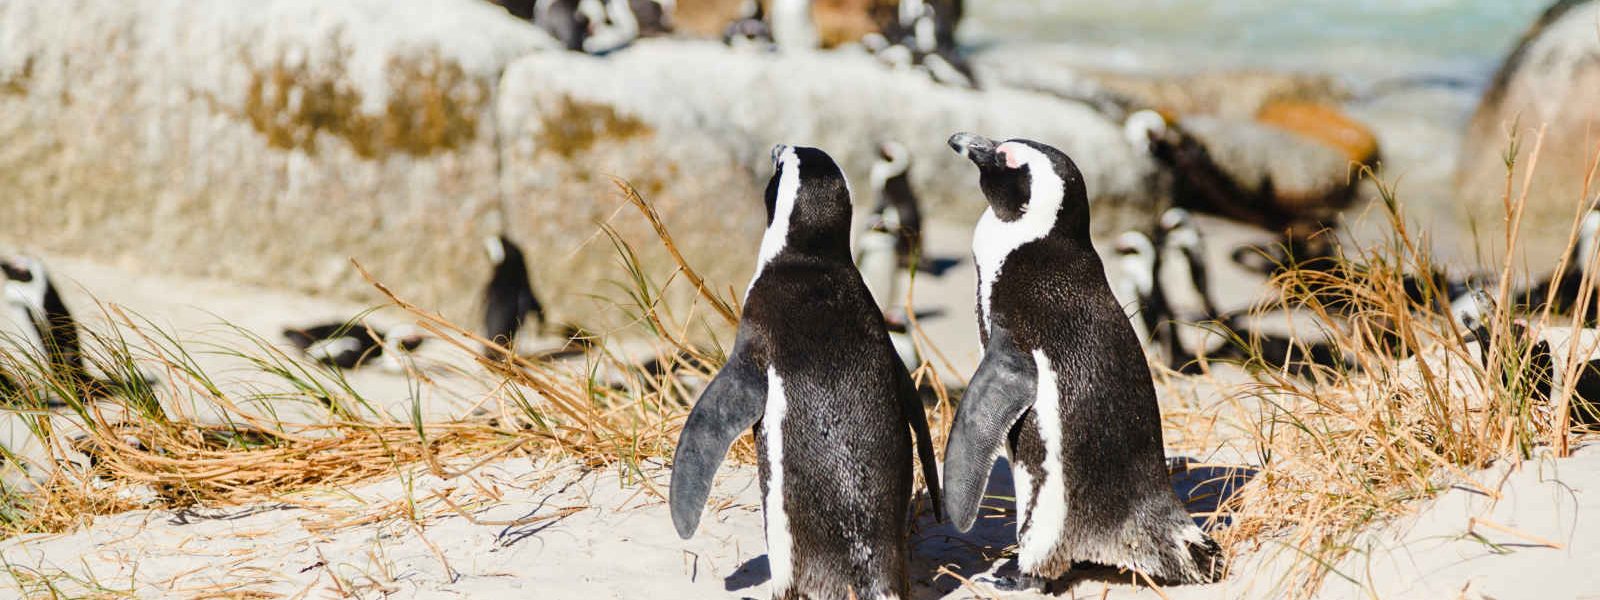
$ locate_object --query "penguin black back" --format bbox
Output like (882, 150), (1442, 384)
(945, 133), (1222, 586)
(670, 144), (940, 599)
(2, 258), (89, 391)
(483, 235), (546, 359)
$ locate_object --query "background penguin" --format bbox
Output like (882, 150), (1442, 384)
(282, 322), (425, 371)
(869, 141), (923, 270)
(482, 235), (547, 361)
(1445, 289), (1600, 426)
(670, 144), (941, 599)
(768, 0), (819, 51)
(583, 0), (672, 53)
(856, 206), (921, 372)
(1, 256), (96, 395)
(722, 0), (774, 49)
(535, 0), (592, 52)
(1110, 231), (1161, 352)
(942, 132), (1223, 589)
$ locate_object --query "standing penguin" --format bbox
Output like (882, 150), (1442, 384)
(483, 235), (547, 360)
(1, 257), (93, 394)
(670, 144), (941, 599)
(869, 141), (924, 270)
(1111, 230), (1161, 353)
(943, 133), (1223, 589)
(535, 0), (592, 52)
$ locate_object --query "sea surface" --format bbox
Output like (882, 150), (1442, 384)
(966, 0), (1553, 86)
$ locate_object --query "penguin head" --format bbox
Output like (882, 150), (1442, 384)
(1123, 109), (1169, 153)
(1113, 231), (1158, 298)
(948, 132), (1089, 236)
(1451, 287), (1496, 337)
(483, 236), (506, 266)
(1, 256), (49, 311)
(759, 145), (853, 261)
(876, 140), (908, 165)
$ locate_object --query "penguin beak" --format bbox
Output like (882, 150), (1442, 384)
(770, 144), (788, 167)
(948, 132), (1001, 169)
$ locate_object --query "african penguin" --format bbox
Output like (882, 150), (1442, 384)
(943, 133), (1223, 588)
(535, 0), (592, 52)
(1447, 288), (1600, 426)
(483, 235), (547, 361)
(582, 0), (671, 53)
(1, 257), (95, 393)
(1111, 230), (1160, 352)
(768, 0), (819, 51)
(868, 141), (923, 270)
(856, 212), (921, 372)
(722, 0), (775, 50)
(670, 144), (942, 599)
(283, 322), (425, 371)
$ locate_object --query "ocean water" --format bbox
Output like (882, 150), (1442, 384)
(965, 0), (1555, 84)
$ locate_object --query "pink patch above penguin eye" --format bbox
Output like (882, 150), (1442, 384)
(998, 144), (1023, 169)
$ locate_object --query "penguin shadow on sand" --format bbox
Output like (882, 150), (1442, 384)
(906, 458), (1256, 597)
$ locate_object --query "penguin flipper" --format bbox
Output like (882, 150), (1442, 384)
(894, 355), (943, 523)
(668, 337), (767, 540)
(942, 324), (1037, 532)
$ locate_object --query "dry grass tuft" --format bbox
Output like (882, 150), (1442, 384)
(1179, 128), (1600, 596)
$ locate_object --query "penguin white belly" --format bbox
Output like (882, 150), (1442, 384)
(762, 367), (795, 596)
(1016, 350), (1068, 572)
(307, 337), (362, 363)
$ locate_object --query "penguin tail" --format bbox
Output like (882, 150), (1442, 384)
(1185, 535), (1225, 584)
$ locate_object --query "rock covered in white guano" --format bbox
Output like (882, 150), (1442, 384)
(491, 39), (1159, 302)
(0, 0), (552, 322)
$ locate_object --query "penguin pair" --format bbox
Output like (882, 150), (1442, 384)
(282, 322), (425, 371)
(943, 133), (1224, 588)
(671, 144), (942, 598)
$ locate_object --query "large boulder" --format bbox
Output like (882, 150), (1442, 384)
(1459, 0), (1600, 264)
(493, 39), (1158, 315)
(0, 1), (1156, 330)
(0, 0), (554, 324)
